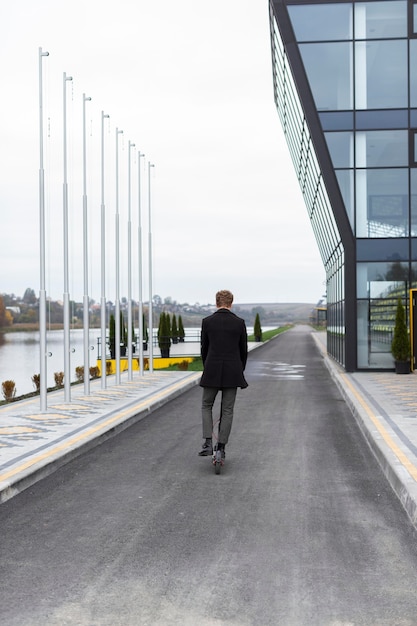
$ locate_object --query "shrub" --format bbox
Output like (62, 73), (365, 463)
(178, 315), (185, 342)
(254, 313), (263, 342)
(75, 366), (84, 382)
(31, 374), (41, 391)
(177, 360), (189, 371)
(89, 366), (98, 379)
(109, 313), (116, 358)
(391, 298), (410, 361)
(54, 371), (64, 387)
(2, 380), (16, 401)
(158, 312), (171, 354)
(106, 361), (112, 376)
(143, 313), (149, 345)
(171, 314), (179, 344)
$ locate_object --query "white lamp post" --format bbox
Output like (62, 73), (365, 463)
(148, 161), (155, 373)
(63, 72), (73, 402)
(127, 140), (135, 381)
(115, 128), (123, 384)
(137, 151), (145, 376)
(38, 47), (49, 412)
(82, 93), (91, 395)
(100, 111), (110, 389)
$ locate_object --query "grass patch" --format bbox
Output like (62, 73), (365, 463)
(164, 357), (204, 372)
(247, 325), (292, 342)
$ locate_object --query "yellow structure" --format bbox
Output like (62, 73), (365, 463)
(96, 356), (196, 376)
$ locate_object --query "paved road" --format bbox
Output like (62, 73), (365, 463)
(2, 326), (417, 625)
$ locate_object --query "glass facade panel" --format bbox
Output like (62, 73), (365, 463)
(410, 41), (417, 107)
(355, 130), (408, 167)
(357, 238), (408, 261)
(357, 260), (408, 368)
(354, 2), (407, 39)
(356, 168), (408, 237)
(355, 41), (407, 109)
(356, 261), (406, 298)
(411, 169), (417, 236)
(335, 170), (354, 231)
(357, 299), (396, 368)
(325, 132), (353, 168)
(271, 8), (345, 367)
(299, 43), (353, 111)
(269, 0), (413, 371)
(412, 263), (417, 285)
(288, 3), (352, 42)
(355, 110), (408, 130)
(319, 112), (354, 131)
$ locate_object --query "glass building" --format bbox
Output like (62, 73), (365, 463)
(269, 0), (417, 371)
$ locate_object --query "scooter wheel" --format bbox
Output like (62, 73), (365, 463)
(214, 450), (222, 475)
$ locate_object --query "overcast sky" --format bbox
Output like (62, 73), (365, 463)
(0, 0), (325, 306)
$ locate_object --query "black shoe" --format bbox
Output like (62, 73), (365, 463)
(198, 441), (213, 456)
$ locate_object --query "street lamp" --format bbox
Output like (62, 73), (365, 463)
(63, 71), (73, 402)
(148, 161), (155, 373)
(115, 128), (123, 384)
(38, 47), (49, 412)
(82, 93), (92, 395)
(127, 140), (135, 381)
(100, 111), (110, 389)
(137, 151), (145, 376)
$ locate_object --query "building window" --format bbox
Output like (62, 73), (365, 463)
(355, 40), (407, 109)
(288, 3), (352, 42)
(355, 130), (408, 168)
(411, 41), (417, 105)
(335, 170), (354, 231)
(299, 42), (353, 111)
(357, 259), (408, 368)
(356, 168), (409, 237)
(355, 2), (407, 39)
(411, 169), (417, 235)
(413, 132), (417, 166)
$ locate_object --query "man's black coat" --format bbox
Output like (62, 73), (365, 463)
(199, 308), (248, 389)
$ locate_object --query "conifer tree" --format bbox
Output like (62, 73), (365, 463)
(178, 315), (185, 342)
(171, 314), (178, 344)
(254, 313), (262, 342)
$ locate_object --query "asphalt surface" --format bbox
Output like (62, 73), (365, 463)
(2, 326), (417, 625)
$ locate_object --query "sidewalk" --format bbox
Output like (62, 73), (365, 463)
(312, 331), (417, 528)
(0, 369), (202, 504)
(2, 332), (417, 532)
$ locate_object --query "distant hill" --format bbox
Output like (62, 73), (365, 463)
(173, 302), (319, 327)
(233, 302), (318, 325)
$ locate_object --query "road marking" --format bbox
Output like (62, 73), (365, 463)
(342, 374), (417, 483)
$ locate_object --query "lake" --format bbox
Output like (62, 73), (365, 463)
(0, 324), (262, 398)
(0, 329), (103, 397)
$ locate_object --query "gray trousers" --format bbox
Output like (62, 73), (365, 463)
(201, 387), (238, 445)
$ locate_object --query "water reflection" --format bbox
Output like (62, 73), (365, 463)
(0, 329), (100, 397)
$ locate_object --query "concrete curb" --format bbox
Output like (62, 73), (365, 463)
(312, 333), (417, 528)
